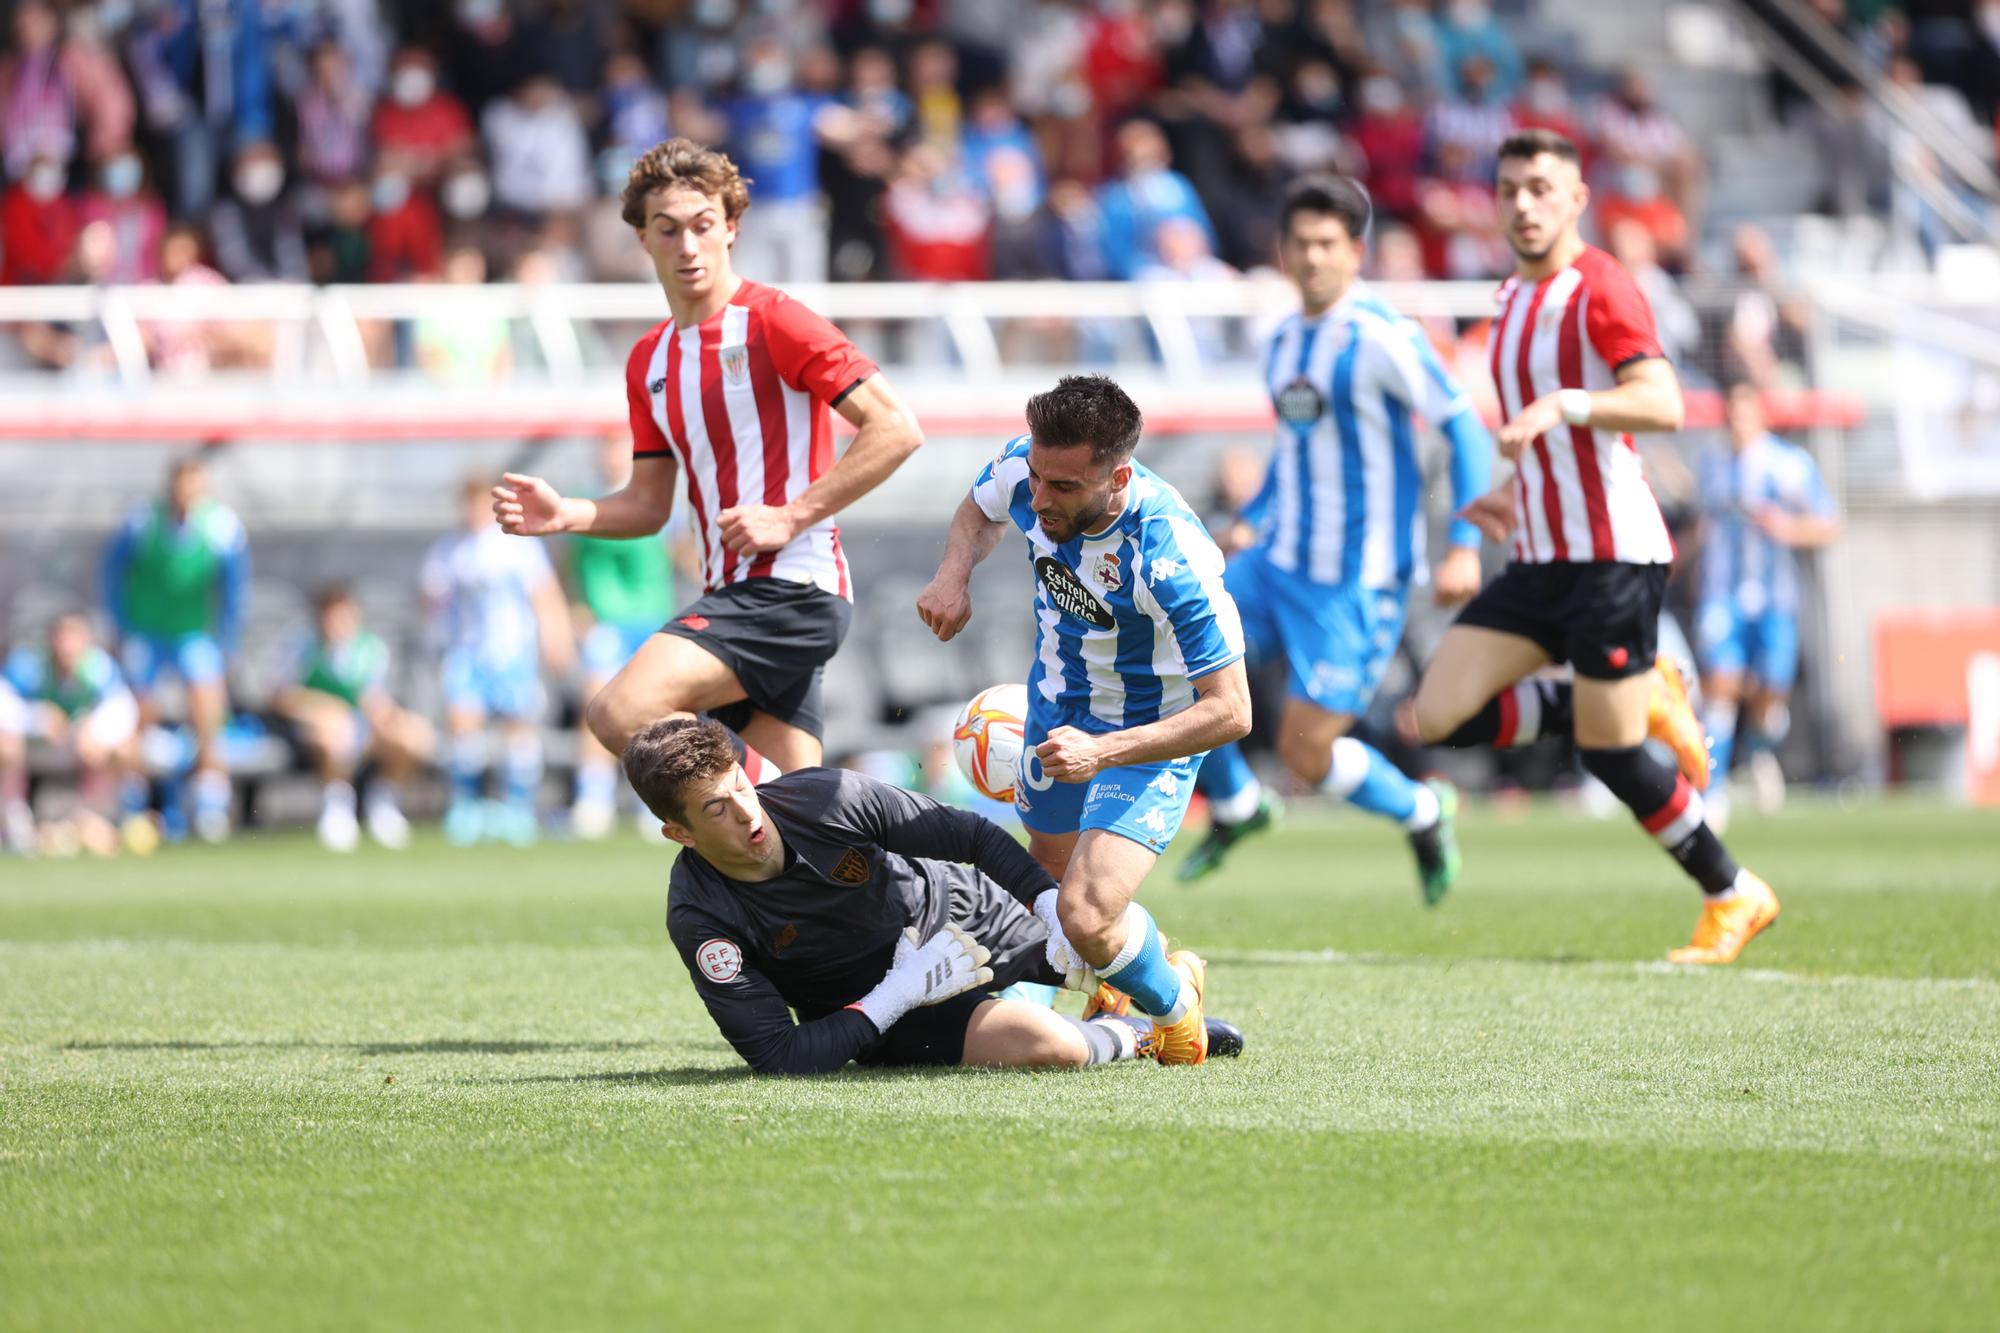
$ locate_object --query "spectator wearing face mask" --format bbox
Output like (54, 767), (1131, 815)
(373, 48), (473, 186)
(1095, 117), (1216, 281)
(208, 140), (309, 282)
(0, 0), (135, 185)
(444, 0), (536, 117)
(1591, 66), (1703, 231)
(1435, 0), (1522, 101)
(123, 0), (274, 220)
(881, 141), (990, 281)
(1511, 57), (1585, 163)
(1349, 70), (1424, 222)
(366, 168), (444, 282)
(79, 149), (166, 284)
(726, 35), (838, 284)
(1425, 53), (1515, 183)
(483, 74), (592, 222)
(1, 153), (80, 286)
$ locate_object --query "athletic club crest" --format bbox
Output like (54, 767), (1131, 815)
(720, 344), (749, 385)
(1091, 551), (1123, 591)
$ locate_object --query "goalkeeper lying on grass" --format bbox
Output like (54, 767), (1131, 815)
(626, 717), (1245, 1074)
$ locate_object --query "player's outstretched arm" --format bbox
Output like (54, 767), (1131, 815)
(1037, 661), (1253, 782)
(917, 495), (1007, 642)
(718, 373), (924, 555)
(493, 455), (680, 540)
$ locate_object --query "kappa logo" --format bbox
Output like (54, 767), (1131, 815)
(1147, 770), (1181, 798)
(696, 938), (742, 983)
(1034, 556), (1115, 630)
(720, 344), (750, 386)
(1136, 809), (1170, 837)
(830, 848), (870, 885)
(1148, 556), (1184, 584)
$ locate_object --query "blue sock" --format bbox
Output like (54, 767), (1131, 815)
(1323, 736), (1420, 823)
(448, 732), (485, 804)
(502, 732), (542, 806)
(1704, 700), (1739, 786)
(119, 774), (149, 819)
(1097, 903), (1189, 1023)
(1196, 742), (1262, 823)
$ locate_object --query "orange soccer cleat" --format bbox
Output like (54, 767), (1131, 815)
(1649, 654), (1712, 790)
(1151, 950), (1210, 1065)
(1667, 873), (1782, 965)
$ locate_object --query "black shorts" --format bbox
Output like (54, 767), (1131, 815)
(1455, 561), (1667, 680)
(854, 991), (992, 1069)
(661, 578), (853, 739)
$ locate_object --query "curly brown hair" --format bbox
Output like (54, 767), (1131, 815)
(620, 138), (753, 229)
(623, 716), (740, 823)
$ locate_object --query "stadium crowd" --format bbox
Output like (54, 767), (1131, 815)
(0, 0), (1994, 359)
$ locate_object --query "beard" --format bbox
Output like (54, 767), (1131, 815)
(1038, 494), (1113, 544)
(1506, 229), (1557, 262)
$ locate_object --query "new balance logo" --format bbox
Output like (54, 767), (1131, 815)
(648, 377), (666, 394)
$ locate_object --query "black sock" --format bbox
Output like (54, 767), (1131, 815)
(1579, 745), (1741, 895)
(1439, 679), (1572, 749)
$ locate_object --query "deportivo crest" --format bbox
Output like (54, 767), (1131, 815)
(1091, 551), (1123, 590)
(696, 938), (742, 982)
(1034, 556), (1115, 630)
(1275, 377), (1324, 428)
(720, 344), (749, 386)
(829, 848), (870, 885)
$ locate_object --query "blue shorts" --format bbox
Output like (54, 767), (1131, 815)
(1697, 601), (1799, 689)
(121, 632), (225, 690)
(441, 650), (545, 721)
(582, 620), (659, 679)
(1227, 549), (1407, 716)
(1011, 703), (1201, 856)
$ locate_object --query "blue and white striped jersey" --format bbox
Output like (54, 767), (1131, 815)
(1254, 288), (1480, 588)
(971, 436), (1244, 734)
(1696, 433), (1836, 616)
(420, 527), (556, 669)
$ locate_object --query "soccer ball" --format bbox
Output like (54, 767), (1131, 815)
(952, 683), (1028, 803)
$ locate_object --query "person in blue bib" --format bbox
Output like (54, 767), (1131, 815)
(918, 375), (1252, 1065)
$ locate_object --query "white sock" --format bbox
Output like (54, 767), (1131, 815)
(1209, 776), (1262, 825)
(1403, 782), (1440, 832)
(323, 779), (356, 814)
(1710, 869), (1748, 902)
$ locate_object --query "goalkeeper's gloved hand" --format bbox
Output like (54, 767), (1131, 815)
(1033, 888), (1099, 993)
(853, 924), (993, 1032)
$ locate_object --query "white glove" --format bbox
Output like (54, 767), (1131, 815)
(854, 924), (993, 1031)
(1033, 888), (1099, 993)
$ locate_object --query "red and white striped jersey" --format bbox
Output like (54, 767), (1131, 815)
(1488, 245), (1675, 565)
(627, 279), (878, 600)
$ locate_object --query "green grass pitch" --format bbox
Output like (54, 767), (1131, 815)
(3, 796), (1996, 1331)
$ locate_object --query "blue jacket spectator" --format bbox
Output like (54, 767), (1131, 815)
(1095, 120), (1217, 281)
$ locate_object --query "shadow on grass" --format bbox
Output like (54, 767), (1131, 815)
(60, 1038), (656, 1056)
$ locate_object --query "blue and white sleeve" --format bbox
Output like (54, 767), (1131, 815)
(1791, 446), (1838, 519)
(1378, 324), (1492, 548)
(969, 434), (1033, 525)
(1142, 518), (1245, 681)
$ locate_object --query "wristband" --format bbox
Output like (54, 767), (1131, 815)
(1558, 389), (1593, 427)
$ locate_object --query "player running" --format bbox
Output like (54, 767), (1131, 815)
(103, 454), (249, 843)
(1692, 382), (1841, 829)
(635, 716), (1245, 1074)
(3, 613), (142, 857)
(492, 138), (923, 775)
(1406, 129), (1778, 965)
(1181, 176), (1494, 900)
(917, 375), (1251, 1064)
(271, 584), (431, 852)
(423, 479), (575, 846)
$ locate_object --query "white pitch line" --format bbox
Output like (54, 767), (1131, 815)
(1205, 948), (1999, 991)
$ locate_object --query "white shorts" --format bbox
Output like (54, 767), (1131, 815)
(0, 681), (24, 738)
(74, 691), (139, 752)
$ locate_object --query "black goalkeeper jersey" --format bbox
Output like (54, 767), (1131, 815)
(666, 768), (1057, 1074)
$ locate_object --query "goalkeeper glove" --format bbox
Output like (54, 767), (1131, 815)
(1033, 888), (1099, 993)
(853, 923), (993, 1031)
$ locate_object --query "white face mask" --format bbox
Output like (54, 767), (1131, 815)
(456, 0), (502, 25)
(102, 155), (143, 199)
(692, 0), (735, 25)
(372, 173), (410, 212)
(868, 0), (913, 22)
(1525, 78), (1566, 114)
(1360, 77), (1403, 116)
(391, 67), (435, 107)
(26, 162), (65, 201)
(743, 59), (791, 96)
(442, 172), (490, 219)
(236, 160), (284, 205)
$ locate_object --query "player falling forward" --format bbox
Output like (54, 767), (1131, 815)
(493, 138), (922, 776)
(1407, 129), (1777, 965)
(637, 717), (1244, 1074)
(1693, 382), (1841, 830)
(1182, 176), (1494, 900)
(918, 375), (1251, 1064)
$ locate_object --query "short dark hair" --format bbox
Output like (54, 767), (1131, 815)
(313, 582), (355, 614)
(1497, 128), (1581, 167)
(1279, 175), (1371, 243)
(623, 717), (739, 824)
(1024, 374), (1144, 468)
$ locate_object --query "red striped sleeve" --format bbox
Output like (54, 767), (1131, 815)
(626, 323), (672, 458)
